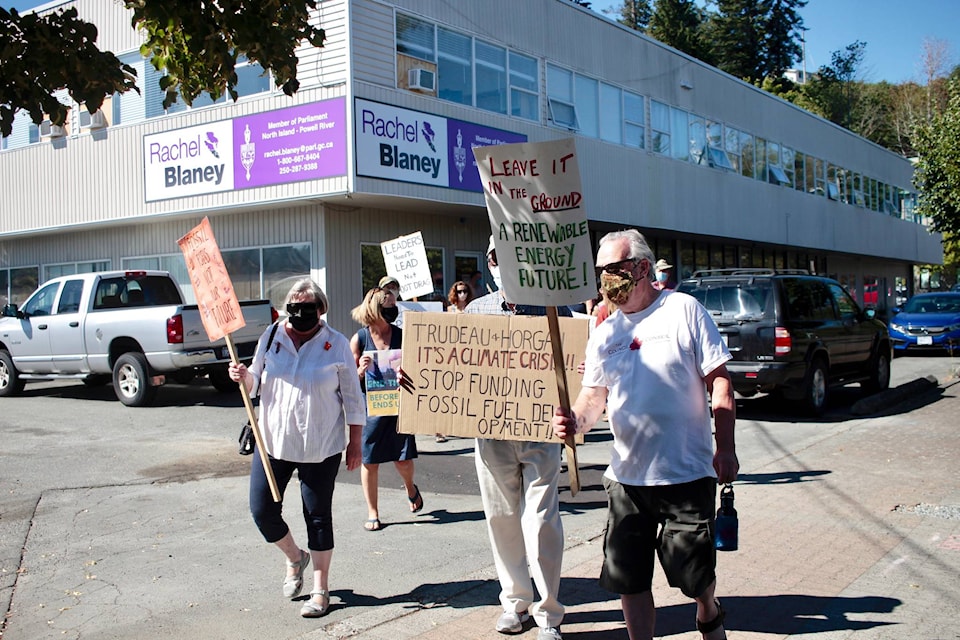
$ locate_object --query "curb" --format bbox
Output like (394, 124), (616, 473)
(850, 375), (939, 415)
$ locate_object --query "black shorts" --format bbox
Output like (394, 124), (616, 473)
(599, 476), (717, 598)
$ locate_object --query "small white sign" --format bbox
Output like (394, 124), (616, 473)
(143, 121), (235, 202)
(473, 138), (594, 307)
(381, 231), (434, 300)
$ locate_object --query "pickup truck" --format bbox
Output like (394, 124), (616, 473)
(0, 270), (277, 406)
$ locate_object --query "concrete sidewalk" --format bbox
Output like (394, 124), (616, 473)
(4, 366), (959, 639)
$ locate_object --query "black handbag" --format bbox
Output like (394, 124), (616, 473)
(238, 321), (280, 455)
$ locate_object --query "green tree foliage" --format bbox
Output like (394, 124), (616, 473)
(0, 7), (138, 138)
(605, 0), (653, 32)
(648, 0), (713, 64)
(797, 40), (866, 129)
(0, 1), (324, 138)
(708, 0), (806, 85)
(913, 78), (960, 237)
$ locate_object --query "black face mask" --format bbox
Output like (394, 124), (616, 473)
(288, 313), (320, 333)
(381, 306), (399, 323)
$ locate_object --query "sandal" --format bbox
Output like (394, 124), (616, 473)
(364, 518), (382, 531)
(300, 589), (330, 618)
(696, 598), (727, 640)
(408, 484), (424, 513)
(282, 549), (310, 599)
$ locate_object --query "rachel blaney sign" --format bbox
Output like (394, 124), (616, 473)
(472, 138), (593, 308)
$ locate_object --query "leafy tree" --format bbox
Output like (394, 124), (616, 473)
(648, 0), (713, 64)
(913, 78), (960, 237)
(799, 40), (866, 129)
(605, 0), (653, 32)
(708, 0), (805, 85)
(0, 1), (324, 138)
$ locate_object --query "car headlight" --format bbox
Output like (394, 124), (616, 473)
(889, 323), (905, 333)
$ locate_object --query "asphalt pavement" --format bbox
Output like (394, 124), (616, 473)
(1, 356), (959, 639)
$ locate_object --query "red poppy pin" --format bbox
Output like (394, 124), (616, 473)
(324, 341), (332, 351)
(629, 337), (642, 351)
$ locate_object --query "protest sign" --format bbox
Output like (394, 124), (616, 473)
(364, 349), (401, 416)
(176, 217), (246, 342)
(473, 138), (594, 308)
(398, 312), (588, 443)
(177, 217), (279, 502)
(381, 231), (433, 299)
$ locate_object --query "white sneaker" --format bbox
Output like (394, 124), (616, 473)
(495, 610), (530, 634)
(537, 627), (563, 640)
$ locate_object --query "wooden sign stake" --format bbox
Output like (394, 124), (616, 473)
(546, 306), (580, 496)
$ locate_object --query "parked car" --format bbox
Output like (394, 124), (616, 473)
(888, 292), (960, 356)
(0, 270), (276, 406)
(678, 269), (891, 415)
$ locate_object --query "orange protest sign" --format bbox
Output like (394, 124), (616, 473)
(177, 217), (246, 342)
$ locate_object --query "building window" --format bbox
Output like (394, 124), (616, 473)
(623, 91), (645, 149)
(753, 137), (766, 181)
(688, 115), (706, 164)
(574, 75), (598, 137)
(509, 52), (539, 121)
(396, 13), (435, 62)
(724, 126), (741, 172)
(781, 146), (796, 187)
(599, 82), (621, 143)
(437, 27), (472, 106)
(43, 260), (111, 282)
(547, 65), (578, 130)
(476, 41), (506, 115)
(144, 54), (270, 119)
(670, 107), (688, 161)
(1, 266), (40, 306)
(651, 100), (670, 155)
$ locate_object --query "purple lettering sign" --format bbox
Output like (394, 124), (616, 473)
(233, 98), (347, 190)
(446, 120), (526, 192)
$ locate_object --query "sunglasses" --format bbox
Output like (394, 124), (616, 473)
(456, 289), (469, 295)
(286, 302), (319, 316)
(595, 258), (639, 277)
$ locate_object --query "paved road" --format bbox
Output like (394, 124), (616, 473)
(0, 354), (957, 639)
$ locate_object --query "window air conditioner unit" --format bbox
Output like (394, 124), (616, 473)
(80, 110), (107, 129)
(39, 120), (65, 138)
(408, 67), (436, 92)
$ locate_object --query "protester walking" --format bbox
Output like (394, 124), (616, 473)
(464, 237), (569, 640)
(552, 229), (737, 640)
(227, 278), (364, 619)
(350, 286), (422, 531)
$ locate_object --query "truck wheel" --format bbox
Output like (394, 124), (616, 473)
(801, 357), (828, 416)
(208, 365), (238, 393)
(112, 352), (157, 407)
(0, 350), (26, 397)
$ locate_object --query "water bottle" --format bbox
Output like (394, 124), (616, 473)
(715, 483), (738, 551)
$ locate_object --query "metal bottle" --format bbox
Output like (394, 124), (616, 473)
(715, 483), (738, 551)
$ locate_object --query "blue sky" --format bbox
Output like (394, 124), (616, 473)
(5, 0), (958, 84)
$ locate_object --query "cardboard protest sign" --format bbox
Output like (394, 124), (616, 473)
(177, 217), (246, 342)
(364, 348), (402, 416)
(398, 312), (589, 443)
(381, 231), (433, 299)
(473, 138), (594, 308)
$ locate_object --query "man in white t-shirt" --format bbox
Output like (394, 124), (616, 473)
(552, 229), (738, 640)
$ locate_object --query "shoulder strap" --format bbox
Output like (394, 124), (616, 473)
(265, 321), (281, 352)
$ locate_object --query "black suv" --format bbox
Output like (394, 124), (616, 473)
(678, 269), (891, 414)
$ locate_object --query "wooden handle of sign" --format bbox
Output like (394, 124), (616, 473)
(546, 307), (580, 496)
(225, 333), (281, 503)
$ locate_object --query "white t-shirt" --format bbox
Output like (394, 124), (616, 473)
(582, 290), (731, 486)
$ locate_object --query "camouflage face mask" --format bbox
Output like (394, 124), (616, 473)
(599, 270), (636, 306)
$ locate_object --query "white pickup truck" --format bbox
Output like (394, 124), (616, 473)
(0, 270), (276, 406)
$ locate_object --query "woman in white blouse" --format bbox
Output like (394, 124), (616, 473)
(228, 279), (365, 619)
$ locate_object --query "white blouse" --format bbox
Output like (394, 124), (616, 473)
(247, 322), (366, 463)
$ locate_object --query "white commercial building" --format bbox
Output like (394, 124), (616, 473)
(0, 0), (941, 331)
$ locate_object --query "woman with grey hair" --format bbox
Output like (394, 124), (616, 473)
(228, 278), (365, 618)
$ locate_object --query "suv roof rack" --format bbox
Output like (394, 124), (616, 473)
(689, 268), (812, 278)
